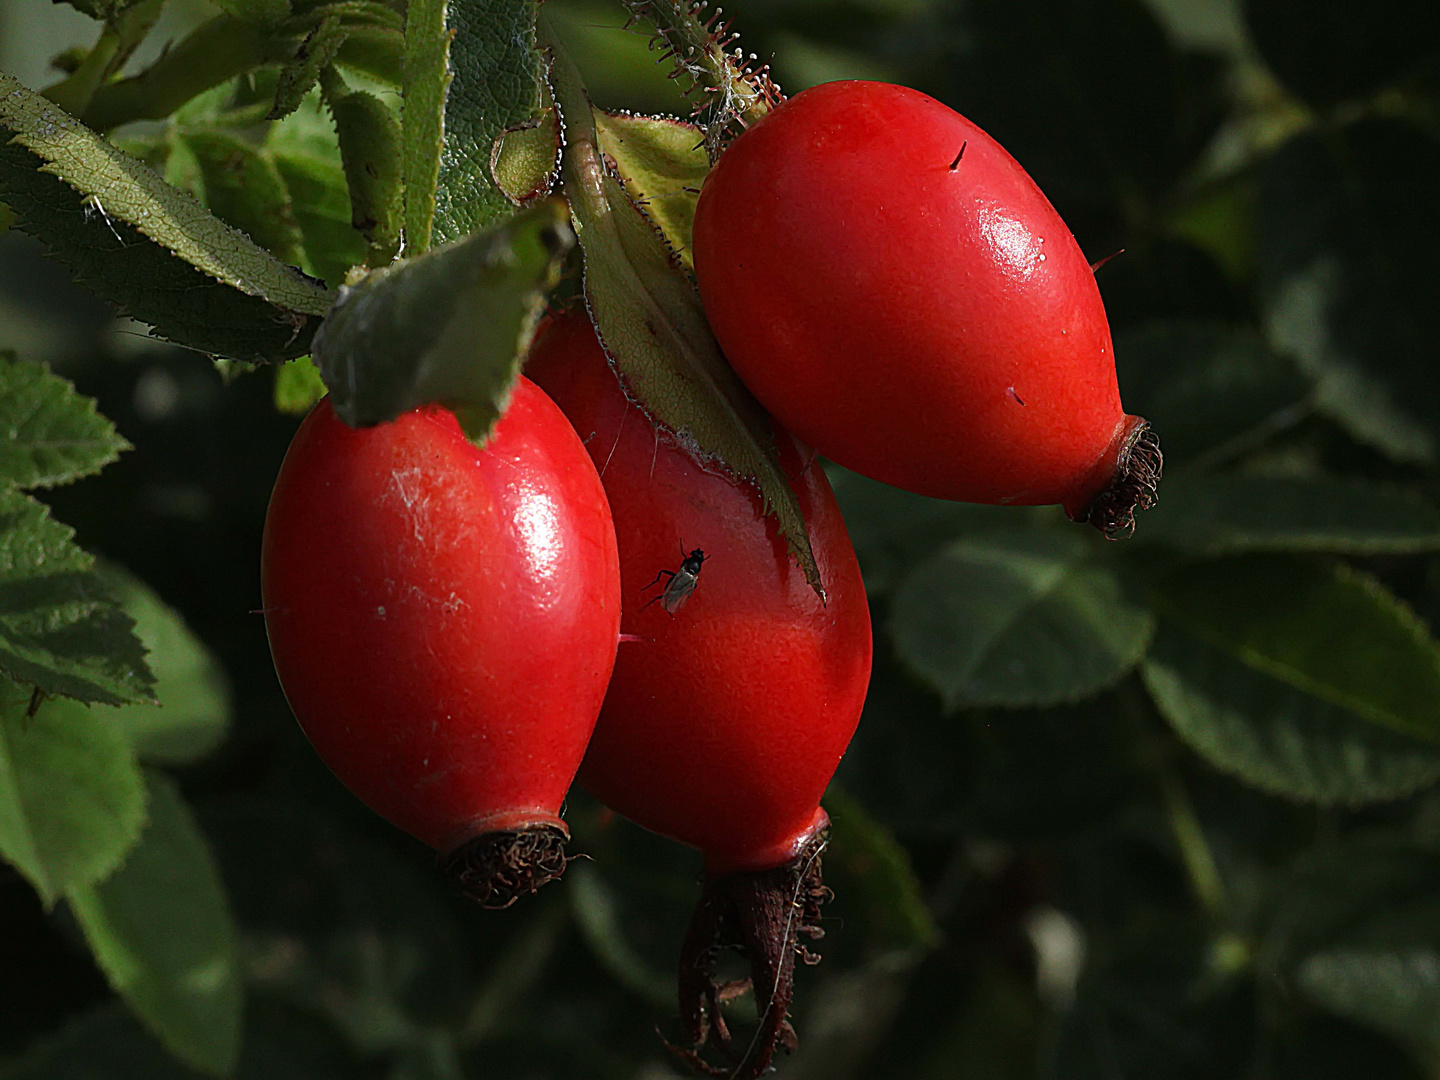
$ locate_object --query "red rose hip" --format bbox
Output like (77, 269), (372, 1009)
(261, 381), (621, 906)
(693, 79), (1160, 536)
(527, 311), (872, 1078)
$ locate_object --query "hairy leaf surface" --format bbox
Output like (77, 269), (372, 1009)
(0, 73), (330, 362)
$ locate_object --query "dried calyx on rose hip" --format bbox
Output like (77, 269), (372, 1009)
(527, 312), (873, 1079)
(261, 380), (621, 907)
(692, 79), (1162, 538)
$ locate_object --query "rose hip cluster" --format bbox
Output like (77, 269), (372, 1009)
(262, 81), (1159, 1079)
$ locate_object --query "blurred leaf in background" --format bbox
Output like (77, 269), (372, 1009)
(5, 0), (1440, 1077)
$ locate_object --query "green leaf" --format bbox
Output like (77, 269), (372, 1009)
(1138, 475), (1440, 555)
(1150, 555), (1440, 747)
(593, 109), (707, 268)
(432, 0), (545, 245)
(174, 126), (307, 267)
(269, 16), (351, 121)
(1297, 948), (1440, 1048)
(1113, 321), (1311, 467)
(312, 199), (570, 429)
(400, 0), (545, 250)
(0, 72), (331, 363)
(1258, 122), (1440, 464)
(0, 676), (147, 907)
(889, 528), (1154, 709)
(400, 0), (450, 255)
(1144, 626), (1440, 805)
(0, 490), (155, 705)
(0, 353), (130, 490)
(333, 25), (405, 86)
(546, 33), (824, 596)
(68, 772), (243, 1077)
(266, 95), (367, 285)
(210, 0), (292, 28)
(1270, 839), (1440, 962)
(490, 108), (561, 207)
(822, 786), (939, 952)
(274, 356), (328, 414)
(101, 565), (231, 766)
(567, 863), (673, 1007)
(328, 83), (402, 259)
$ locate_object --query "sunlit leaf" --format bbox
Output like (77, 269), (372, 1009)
(267, 95), (367, 285)
(210, 0), (291, 28)
(490, 108), (561, 206)
(270, 17), (351, 121)
(547, 34), (823, 594)
(403, 0), (547, 251)
(175, 126), (307, 267)
(0, 73), (331, 362)
(274, 356), (328, 415)
(593, 109), (707, 267)
(328, 84), (402, 258)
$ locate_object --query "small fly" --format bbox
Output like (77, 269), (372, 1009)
(643, 547), (708, 616)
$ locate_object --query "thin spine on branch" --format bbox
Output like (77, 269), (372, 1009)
(620, 0), (783, 161)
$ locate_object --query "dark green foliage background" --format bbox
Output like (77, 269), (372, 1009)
(4, 0), (1440, 1076)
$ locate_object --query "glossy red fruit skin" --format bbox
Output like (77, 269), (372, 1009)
(693, 79), (1135, 516)
(261, 380), (621, 854)
(526, 312), (872, 877)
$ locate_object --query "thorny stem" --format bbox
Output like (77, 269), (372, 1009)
(618, 0), (783, 160)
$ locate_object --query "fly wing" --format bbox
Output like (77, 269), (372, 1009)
(661, 572), (699, 614)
